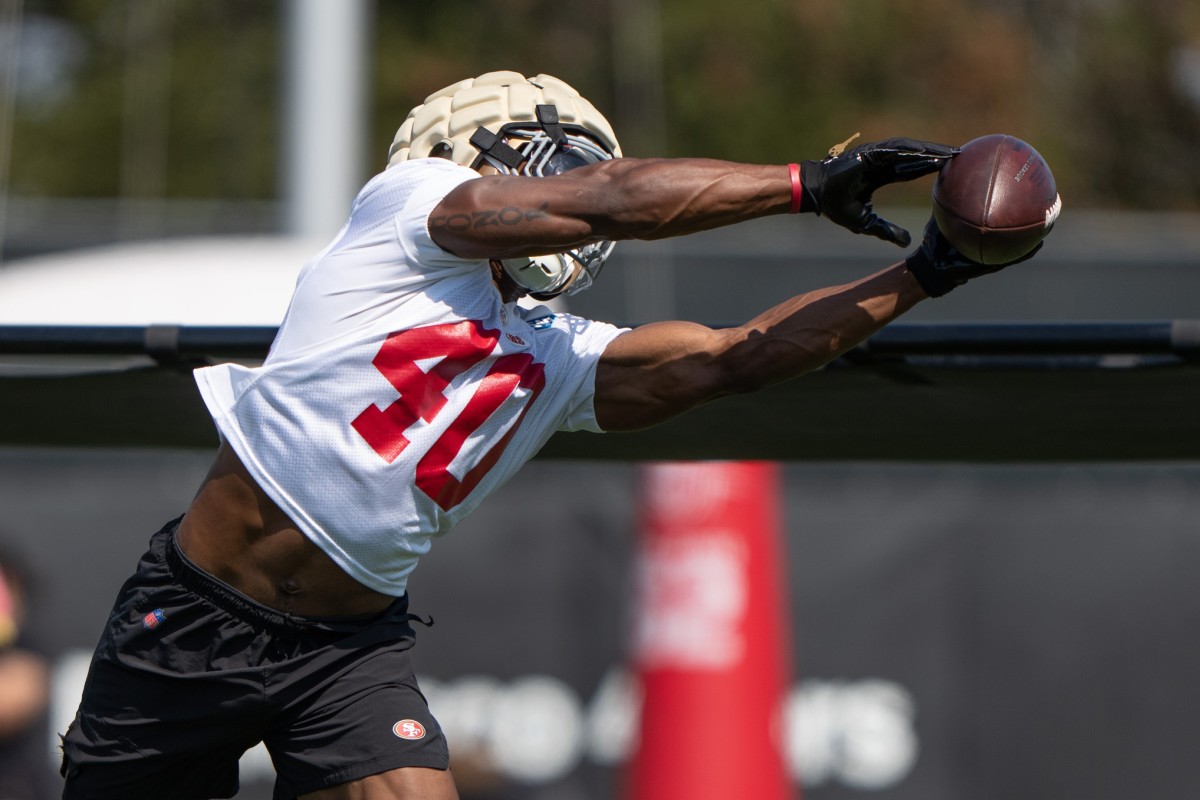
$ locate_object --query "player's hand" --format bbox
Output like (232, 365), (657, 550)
(800, 138), (959, 247)
(904, 216), (1042, 297)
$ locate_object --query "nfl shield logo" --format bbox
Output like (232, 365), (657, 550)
(142, 609), (166, 629)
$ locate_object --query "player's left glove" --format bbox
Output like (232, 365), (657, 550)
(904, 216), (1042, 297)
(800, 137), (958, 247)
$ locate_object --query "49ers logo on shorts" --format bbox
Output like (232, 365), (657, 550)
(392, 719), (427, 740)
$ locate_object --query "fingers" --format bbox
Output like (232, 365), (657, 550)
(836, 137), (958, 166)
(813, 138), (956, 244)
(821, 180), (913, 245)
(890, 157), (952, 180)
(855, 138), (958, 160)
(873, 138), (959, 159)
(851, 138), (958, 183)
(860, 215), (913, 248)
(921, 217), (966, 262)
(920, 216), (948, 250)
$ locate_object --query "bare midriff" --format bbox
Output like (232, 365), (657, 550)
(175, 442), (397, 618)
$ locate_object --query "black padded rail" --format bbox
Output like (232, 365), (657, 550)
(1, 322), (1197, 458)
(0, 325), (278, 361)
(862, 321), (1187, 355)
(0, 321), (1196, 360)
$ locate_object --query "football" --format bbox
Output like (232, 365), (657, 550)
(932, 134), (1061, 265)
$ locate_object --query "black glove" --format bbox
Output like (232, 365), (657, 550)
(905, 217), (1042, 297)
(801, 137), (958, 247)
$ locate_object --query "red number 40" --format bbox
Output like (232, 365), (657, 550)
(352, 321), (546, 511)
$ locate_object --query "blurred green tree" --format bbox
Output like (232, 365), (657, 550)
(5, 0), (1200, 210)
(8, 0), (279, 199)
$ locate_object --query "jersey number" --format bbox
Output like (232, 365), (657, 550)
(352, 321), (546, 511)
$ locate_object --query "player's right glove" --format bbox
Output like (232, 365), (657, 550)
(800, 137), (959, 247)
(904, 217), (1042, 297)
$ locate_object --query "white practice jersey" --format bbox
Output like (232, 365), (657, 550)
(194, 159), (627, 596)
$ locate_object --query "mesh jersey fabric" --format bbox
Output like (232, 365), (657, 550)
(194, 159), (627, 595)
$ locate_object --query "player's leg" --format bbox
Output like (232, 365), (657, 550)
(299, 766), (460, 799)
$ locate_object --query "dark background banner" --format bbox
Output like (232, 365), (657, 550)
(3, 451), (1196, 799)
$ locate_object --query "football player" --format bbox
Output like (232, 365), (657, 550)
(62, 71), (1029, 799)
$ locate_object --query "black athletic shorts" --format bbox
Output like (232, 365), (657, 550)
(60, 516), (449, 800)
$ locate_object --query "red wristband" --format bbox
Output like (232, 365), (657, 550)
(788, 162), (802, 214)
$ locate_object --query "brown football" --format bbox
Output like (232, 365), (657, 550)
(932, 134), (1061, 265)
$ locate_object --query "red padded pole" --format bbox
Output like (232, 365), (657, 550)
(627, 461), (794, 800)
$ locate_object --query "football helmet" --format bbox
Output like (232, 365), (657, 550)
(388, 71), (621, 298)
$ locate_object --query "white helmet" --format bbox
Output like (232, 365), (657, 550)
(388, 71), (622, 298)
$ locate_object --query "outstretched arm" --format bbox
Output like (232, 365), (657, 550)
(591, 216), (1048, 432)
(592, 261), (927, 431)
(429, 158), (792, 260)
(428, 139), (956, 259)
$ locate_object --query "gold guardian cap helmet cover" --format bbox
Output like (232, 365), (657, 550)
(388, 72), (622, 298)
